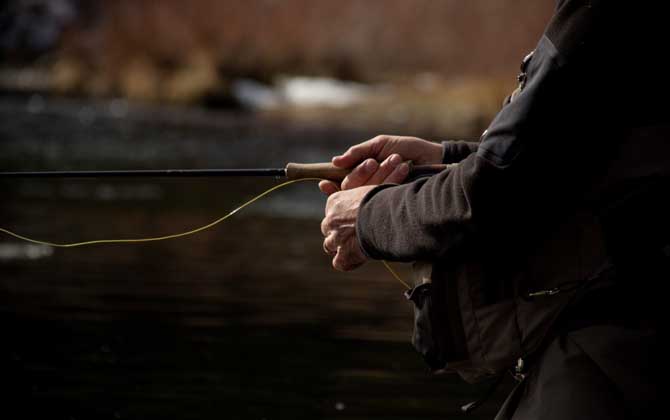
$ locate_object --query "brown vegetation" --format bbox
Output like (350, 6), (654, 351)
(52, 0), (552, 101)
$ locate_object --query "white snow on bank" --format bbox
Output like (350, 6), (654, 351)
(230, 79), (281, 110)
(231, 76), (371, 110)
(278, 77), (369, 107)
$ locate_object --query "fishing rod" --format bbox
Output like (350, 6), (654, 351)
(0, 160), (451, 289)
(0, 162), (450, 181)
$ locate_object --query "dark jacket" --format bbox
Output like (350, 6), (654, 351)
(356, 0), (666, 416)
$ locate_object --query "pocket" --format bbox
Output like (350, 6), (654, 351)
(405, 278), (470, 372)
(472, 299), (523, 369)
(405, 283), (442, 370)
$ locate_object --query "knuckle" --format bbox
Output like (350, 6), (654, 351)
(323, 236), (336, 254)
(379, 155), (397, 171)
(378, 160), (388, 171)
(347, 144), (361, 155)
(326, 192), (338, 206)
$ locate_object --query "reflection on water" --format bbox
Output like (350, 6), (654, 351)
(0, 95), (510, 419)
(0, 243), (53, 260)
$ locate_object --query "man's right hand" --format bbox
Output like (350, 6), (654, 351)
(318, 135), (444, 195)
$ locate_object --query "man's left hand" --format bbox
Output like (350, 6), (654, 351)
(321, 185), (375, 271)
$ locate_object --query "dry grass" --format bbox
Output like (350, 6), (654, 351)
(51, 0), (552, 100)
(0, 1), (553, 134)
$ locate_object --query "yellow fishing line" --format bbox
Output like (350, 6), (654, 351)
(0, 178), (319, 247)
(381, 260), (411, 289)
(0, 177), (409, 289)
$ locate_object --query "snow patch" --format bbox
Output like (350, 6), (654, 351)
(231, 76), (371, 110)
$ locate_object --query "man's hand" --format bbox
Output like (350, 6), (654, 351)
(319, 135), (443, 195)
(321, 185), (375, 271)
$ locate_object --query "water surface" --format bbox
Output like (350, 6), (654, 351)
(0, 95), (511, 419)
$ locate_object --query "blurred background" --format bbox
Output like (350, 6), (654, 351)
(1, 1), (552, 419)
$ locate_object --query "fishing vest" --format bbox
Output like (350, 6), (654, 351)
(406, 103), (670, 382)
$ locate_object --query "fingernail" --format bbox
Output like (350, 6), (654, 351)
(365, 159), (377, 171)
(399, 163), (409, 175)
(390, 154), (401, 165)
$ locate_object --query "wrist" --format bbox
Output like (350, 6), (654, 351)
(423, 140), (446, 165)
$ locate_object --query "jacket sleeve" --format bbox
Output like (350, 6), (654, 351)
(441, 140), (479, 164)
(357, 0), (615, 261)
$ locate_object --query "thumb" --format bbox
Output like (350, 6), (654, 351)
(332, 141), (377, 168)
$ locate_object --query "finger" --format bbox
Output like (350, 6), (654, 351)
(323, 242), (335, 256)
(320, 216), (330, 236)
(366, 153), (402, 185)
(323, 238), (337, 256)
(318, 180), (340, 196)
(382, 162), (410, 184)
(341, 158), (378, 190)
(323, 232), (339, 256)
(332, 137), (385, 168)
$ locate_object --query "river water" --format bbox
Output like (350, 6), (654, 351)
(0, 95), (511, 419)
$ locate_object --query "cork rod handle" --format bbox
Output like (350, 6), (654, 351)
(285, 162), (351, 181)
(285, 162), (451, 182)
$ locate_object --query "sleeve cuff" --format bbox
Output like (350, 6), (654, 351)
(441, 140), (479, 164)
(355, 183), (398, 260)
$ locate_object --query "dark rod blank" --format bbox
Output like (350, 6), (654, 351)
(0, 162), (450, 181)
(0, 168), (288, 178)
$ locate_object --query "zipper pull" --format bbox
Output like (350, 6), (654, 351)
(526, 287), (561, 298)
